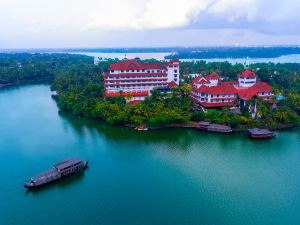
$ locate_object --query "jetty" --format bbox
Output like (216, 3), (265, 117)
(247, 128), (275, 139)
(197, 122), (233, 133)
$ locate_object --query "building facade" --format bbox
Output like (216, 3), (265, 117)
(191, 70), (273, 109)
(104, 59), (179, 101)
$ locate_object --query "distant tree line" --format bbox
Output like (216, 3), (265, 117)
(165, 47), (300, 59)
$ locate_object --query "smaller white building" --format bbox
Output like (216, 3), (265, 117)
(238, 70), (257, 88)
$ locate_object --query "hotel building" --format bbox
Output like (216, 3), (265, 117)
(191, 70), (273, 109)
(104, 59), (179, 102)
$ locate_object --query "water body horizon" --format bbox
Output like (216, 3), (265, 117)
(69, 52), (300, 64)
(0, 85), (300, 225)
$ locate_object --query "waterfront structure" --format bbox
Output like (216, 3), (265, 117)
(190, 70), (273, 109)
(247, 128), (275, 139)
(104, 59), (179, 102)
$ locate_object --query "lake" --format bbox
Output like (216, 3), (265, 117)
(69, 52), (300, 63)
(0, 85), (300, 225)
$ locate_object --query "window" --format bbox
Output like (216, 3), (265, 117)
(174, 70), (177, 73)
(111, 70), (114, 73)
(131, 70), (134, 72)
(121, 70), (124, 72)
(147, 70), (150, 73)
(142, 69), (145, 72)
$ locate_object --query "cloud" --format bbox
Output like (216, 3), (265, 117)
(0, 0), (299, 48)
(83, 0), (210, 30)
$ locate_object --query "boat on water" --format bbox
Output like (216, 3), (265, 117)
(135, 125), (148, 131)
(24, 159), (88, 189)
(197, 122), (233, 133)
(247, 128), (275, 139)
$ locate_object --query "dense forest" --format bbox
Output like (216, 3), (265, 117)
(0, 53), (94, 85)
(1, 53), (300, 129)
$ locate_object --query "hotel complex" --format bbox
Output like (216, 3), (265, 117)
(104, 59), (273, 108)
(104, 59), (179, 101)
(190, 70), (273, 109)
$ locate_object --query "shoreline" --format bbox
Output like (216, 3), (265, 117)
(124, 121), (299, 133)
(0, 83), (13, 88)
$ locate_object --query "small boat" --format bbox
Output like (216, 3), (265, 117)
(247, 128), (275, 139)
(24, 159), (88, 189)
(135, 125), (148, 131)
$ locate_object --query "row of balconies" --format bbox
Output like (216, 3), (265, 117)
(192, 92), (236, 98)
(258, 92), (273, 96)
(105, 75), (168, 79)
(208, 99), (235, 103)
(106, 83), (164, 89)
(110, 69), (167, 74)
(105, 79), (167, 84)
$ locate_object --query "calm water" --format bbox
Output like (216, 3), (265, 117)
(0, 85), (300, 225)
(70, 52), (300, 63)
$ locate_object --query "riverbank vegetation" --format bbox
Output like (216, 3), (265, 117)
(0, 53), (94, 85)
(51, 58), (300, 129)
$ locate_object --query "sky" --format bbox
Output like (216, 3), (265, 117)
(1, 0), (300, 48)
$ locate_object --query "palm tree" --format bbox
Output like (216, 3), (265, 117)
(125, 92), (133, 102)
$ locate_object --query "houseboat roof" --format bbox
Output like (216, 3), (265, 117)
(199, 121), (211, 126)
(54, 159), (82, 170)
(248, 128), (272, 135)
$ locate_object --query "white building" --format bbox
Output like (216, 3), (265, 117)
(104, 59), (180, 102)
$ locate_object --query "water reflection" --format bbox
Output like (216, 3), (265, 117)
(58, 110), (247, 153)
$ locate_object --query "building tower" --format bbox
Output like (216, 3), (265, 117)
(238, 70), (257, 88)
(166, 59), (180, 85)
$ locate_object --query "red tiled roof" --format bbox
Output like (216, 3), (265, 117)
(109, 59), (166, 71)
(192, 76), (208, 86)
(220, 81), (238, 86)
(170, 58), (180, 63)
(167, 81), (178, 88)
(240, 70), (256, 78)
(236, 82), (272, 99)
(166, 58), (180, 66)
(192, 80), (272, 99)
(205, 73), (219, 80)
(194, 85), (236, 95)
(105, 90), (149, 97)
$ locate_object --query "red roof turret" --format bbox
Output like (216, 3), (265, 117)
(240, 70), (256, 78)
(205, 73), (219, 80)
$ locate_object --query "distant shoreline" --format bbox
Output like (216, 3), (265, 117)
(123, 121), (298, 133)
(0, 83), (12, 88)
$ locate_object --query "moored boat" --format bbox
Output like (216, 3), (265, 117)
(135, 124), (148, 131)
(24, 159), (88, 189)
(247, 128), (275, 139)
(197, 121), (233, 133)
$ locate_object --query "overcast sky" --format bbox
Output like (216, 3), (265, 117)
(1, 0), (300, 48)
